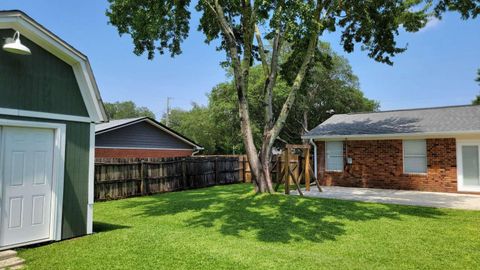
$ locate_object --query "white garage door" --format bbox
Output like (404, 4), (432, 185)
(0, 126), (54, 247)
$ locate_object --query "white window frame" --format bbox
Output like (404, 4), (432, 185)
(403, 139), (427, 174)
(325, 141), (344, 172)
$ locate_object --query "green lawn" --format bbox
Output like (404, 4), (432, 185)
(19, 184), (480, 269)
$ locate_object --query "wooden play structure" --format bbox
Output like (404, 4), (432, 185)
(273, 144), (322, 195)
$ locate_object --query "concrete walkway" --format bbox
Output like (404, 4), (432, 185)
(292, 186), (480, 210)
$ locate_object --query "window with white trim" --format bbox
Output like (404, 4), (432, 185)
(326, 141), (344, 171)
(403, 140), (427, 173)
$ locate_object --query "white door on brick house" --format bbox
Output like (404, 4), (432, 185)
(457, 141), (480, 192)
(0, 126), (54, 247)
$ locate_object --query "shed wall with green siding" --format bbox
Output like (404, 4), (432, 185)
(0, 29), (89, 117)
(0, 28), (92, 239)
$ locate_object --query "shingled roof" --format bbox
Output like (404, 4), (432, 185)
(96, 117), (203, 149)
(303, 105), (480, 139)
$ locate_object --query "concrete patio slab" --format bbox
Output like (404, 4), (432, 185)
(292, 186), (480, 210)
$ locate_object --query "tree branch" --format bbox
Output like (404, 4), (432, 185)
(255, 24), (270, 77)
(241, 0), (255, 91)
(209, 0), (237, 44)
(210, 0), (266, 189)
(264, 25), (283, 127)
(260, 3), (283, 133)
(267, 2), (323, 148)
(276, 136), (289, 145)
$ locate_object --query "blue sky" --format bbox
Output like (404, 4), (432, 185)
(3, 1), (479, 118)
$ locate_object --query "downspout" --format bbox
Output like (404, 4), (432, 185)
(191, 147), (203, 156)
(309, 139), (317, 179)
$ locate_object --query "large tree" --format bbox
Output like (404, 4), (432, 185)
(207, 43), (378, 153)
(164, 47), (377, 155)
(104, 101), (156, 120)
(473, 69), (480, 105)
(107, 0), (479, 193)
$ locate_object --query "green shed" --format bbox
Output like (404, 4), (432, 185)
(0, 10), (107, 249)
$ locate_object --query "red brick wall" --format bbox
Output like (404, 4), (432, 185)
(317, 138), (458, 192)
(95, 148), (193, 158)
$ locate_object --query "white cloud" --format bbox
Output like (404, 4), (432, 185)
(419, 17), (441, 33)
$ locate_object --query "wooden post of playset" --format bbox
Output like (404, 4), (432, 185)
(283, 147), (290, 195)
(304, 146), (311, 192)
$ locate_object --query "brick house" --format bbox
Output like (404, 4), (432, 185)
(95, 117), (202, 158)
(303, 105), (480, 193)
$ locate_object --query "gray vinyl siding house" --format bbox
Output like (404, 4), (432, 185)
(0, 10), (107, 249)
(95, 117), (202, 158)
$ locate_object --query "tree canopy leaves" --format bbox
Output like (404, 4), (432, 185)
(473, 69), (480, 105)
(434, 0), (480, 19)
(162, 103), (219, 152)
(107, 0), (191, 59)
(104, 101), (156, 120)
(105, 0), (462, 64)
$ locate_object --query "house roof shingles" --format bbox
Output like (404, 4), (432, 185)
(95, 118), (144, 133)
(95, 117), (203, 149)
(303, 105), (480, 139)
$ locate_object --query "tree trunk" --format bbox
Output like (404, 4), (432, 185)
(250, 3), (321, 193)
(211, 0), (320, 193)
(209, 1), (271, 192)
(237, 87), (270, 192)
(259, 132), (275, 193)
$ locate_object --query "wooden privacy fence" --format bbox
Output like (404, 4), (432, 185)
(94, 156), (244, 201)
(94, 151), (316, 201)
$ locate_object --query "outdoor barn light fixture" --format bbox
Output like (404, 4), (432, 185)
(3, 31), (31, 55)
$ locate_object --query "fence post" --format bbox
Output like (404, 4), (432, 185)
(238, 156), (243, 182)
(214, 157), (220, 184)
(242, 155), (247, 183)
(284, 149), (290, 194)
(182, 158), (187, 189)
(140, 160), (145, 195)
(275, 155), (280, 184)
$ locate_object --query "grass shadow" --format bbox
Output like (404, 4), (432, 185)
(118, 184), (445, 243)
(93, 221), (130, 233)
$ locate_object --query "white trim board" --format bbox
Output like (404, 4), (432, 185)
(0, 11), (107, 123)
(304, 130), (480, 141)
(96, 146), (194, 151)
(0, 118), (66, 249)
(87, 123), (95, 234)
(0, 107), (91, 123)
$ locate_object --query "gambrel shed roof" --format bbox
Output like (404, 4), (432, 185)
(0, 10), (107, 123)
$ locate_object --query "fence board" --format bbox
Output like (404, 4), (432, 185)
(94, 156), (242, 201)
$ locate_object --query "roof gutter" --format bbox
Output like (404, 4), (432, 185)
(191, 146), (204, 156)
(302, 130), (480, 141)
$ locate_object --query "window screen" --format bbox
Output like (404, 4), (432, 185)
(403, 140), (427, 173)
(326, 141), (343, 171)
